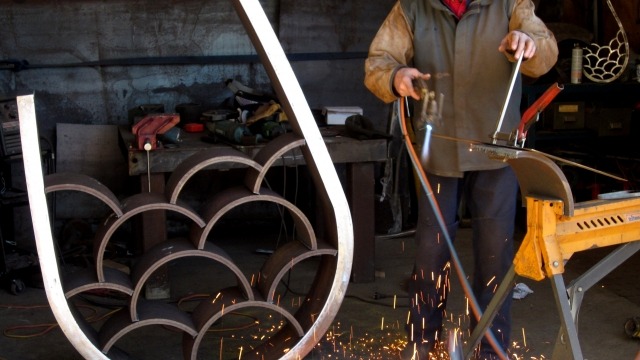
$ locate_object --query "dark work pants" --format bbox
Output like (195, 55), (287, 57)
(407, 166), (517, 355)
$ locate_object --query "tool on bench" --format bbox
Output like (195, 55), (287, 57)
(131, 113), (180, 192)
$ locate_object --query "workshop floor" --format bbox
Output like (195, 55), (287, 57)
(0, 226), (639, 360)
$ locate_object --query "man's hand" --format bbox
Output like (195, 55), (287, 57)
(499, 30), (536, 61)
(393, 67), (431, 101)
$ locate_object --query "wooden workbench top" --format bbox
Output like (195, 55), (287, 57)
(119, 126), (388, 176)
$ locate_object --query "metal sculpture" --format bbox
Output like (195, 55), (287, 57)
(17, 0), (354, 359)
(582, 0), (630, 83)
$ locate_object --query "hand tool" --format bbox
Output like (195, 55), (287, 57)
(491, 55), (522, 144)
(131, 113), (180, 191)
(515, 82), (563, 147)
(412, 78), (443, 164)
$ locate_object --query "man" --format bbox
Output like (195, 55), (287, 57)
(364, 0), (557, 358)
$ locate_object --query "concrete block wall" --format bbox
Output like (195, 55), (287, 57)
(0, 0), (394, 142)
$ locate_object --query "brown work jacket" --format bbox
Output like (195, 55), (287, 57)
(365, 0), (558, 177)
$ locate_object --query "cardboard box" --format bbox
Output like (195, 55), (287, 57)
(322, 106), (363, 125)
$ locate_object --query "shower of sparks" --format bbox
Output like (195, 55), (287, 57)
(178, 240), (546, 360)
(301, 294), (549, 360)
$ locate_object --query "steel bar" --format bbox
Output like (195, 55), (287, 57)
(18, 94), (110, 359)
(231, 1), (354, 358)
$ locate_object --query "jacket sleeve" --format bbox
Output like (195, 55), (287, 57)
(364, 2), (414, 103)
(510, 0), (559, 78)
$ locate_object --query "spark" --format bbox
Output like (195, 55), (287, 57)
(212, 292), (222, 304)
(381, 317), (384, 331)
(486, 275), (496, 287)
(410, 323), (414, 342)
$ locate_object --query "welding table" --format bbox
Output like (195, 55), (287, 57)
(119, 126), (387, 284)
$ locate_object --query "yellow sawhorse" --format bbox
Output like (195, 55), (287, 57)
(461, 144), (640, 360)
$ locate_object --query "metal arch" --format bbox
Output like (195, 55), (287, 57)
(19, 95), (110, 359)
(19, 0), (353, 359)
(470, 143), (575, 216)
(229, 6), (354, 355)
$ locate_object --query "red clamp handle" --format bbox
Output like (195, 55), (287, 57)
(518, 82), (564, 141)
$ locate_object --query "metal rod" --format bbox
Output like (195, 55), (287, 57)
(432, 133), (628, 182)
(492, 56), (522, 143)
(146, 150), (151, 192)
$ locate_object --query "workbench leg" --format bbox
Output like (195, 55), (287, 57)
(138, 173), (170, 300)
(347, 162), (375, 283)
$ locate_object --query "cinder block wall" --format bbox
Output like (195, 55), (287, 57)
(0, 0), (394, 223)
(0, 1), (394, 140)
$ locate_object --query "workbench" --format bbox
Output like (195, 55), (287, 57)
(119, 126), (388, 283)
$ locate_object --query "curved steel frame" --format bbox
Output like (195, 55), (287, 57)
(17, 0), (353, 358)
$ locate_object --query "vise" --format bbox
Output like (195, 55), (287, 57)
(132, 114), (180, 151)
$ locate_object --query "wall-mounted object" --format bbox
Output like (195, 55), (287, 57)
(583, 0), (630, 83)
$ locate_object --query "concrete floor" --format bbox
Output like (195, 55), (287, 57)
(0, 226), (639, 359)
